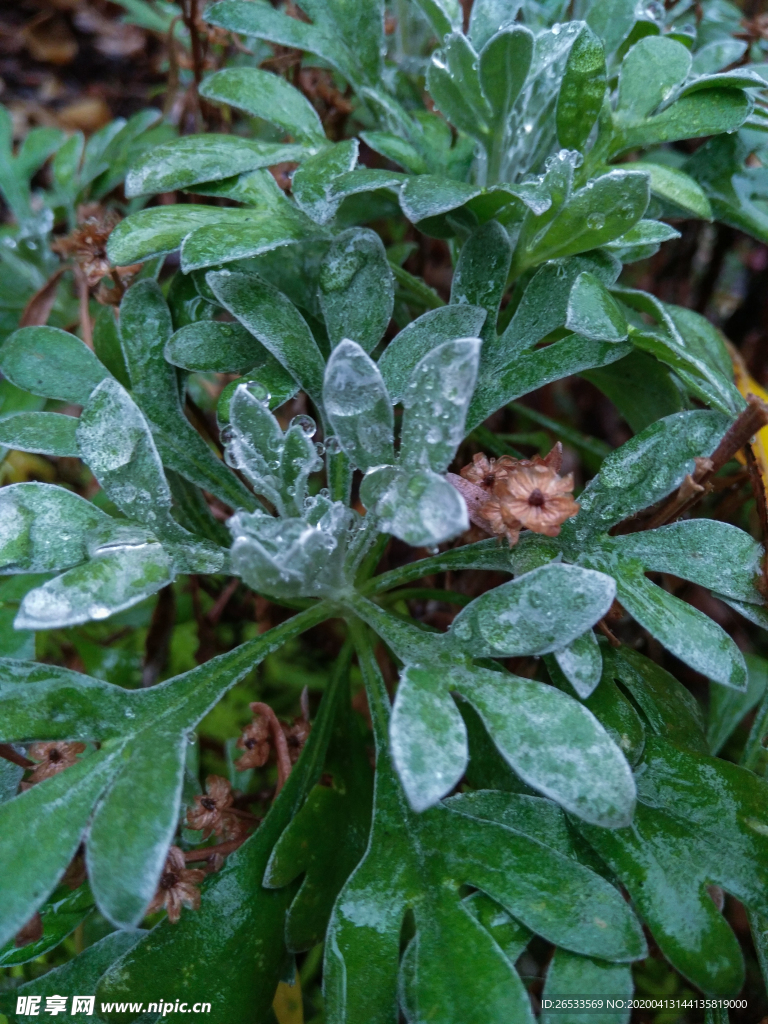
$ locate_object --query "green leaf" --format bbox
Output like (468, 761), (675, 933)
(611, 560), (747, 691)
(513, 171), (650, 273)
(611, 89), (751, 155)
(479, 25), (534, 127)
(0, 882), (94, 968)
(541, 948), (633, 1024)
(96, 605), (341, 1022)
(468, 0), (522, 50)
(118, 280), (255, 511)
(428, 43), (489, 141)
(0, 750), (121, 947)
(412, 0), (462, 38)
(263, 652), (373, 951)
(180, 209), (317, 274)
(450, 221), (512, 339)
(76, 378), (178, 536)
(708, 653), (768, 755)
(566, 272), (628, 342)
(556, 25), (607, 151)
(630, 161), (713, 219)
(207, 1), (361, 86)
(360, 130), (428, 174)
(199, 67), (326, 143)
(449, 664), (636, 825)
(390, 665), (469, 812)
(15, 536), (173, 630)
(0, 326), (110, 405)
(107, 206), (262, 265)
(553, 629), (603, 699)
(326, 632), (643, 1024)
(4, 931), (144, 1023)
(318, 227), (394, 352)
(565, 410), (729, 541)
(124, 135), (308, 198)
(207, 270), (327, 409)
(0, 411), (78, 456)
(165, 321), (288, 381)
(400, 338), (480, 473)
(449, 563), (617, 658)
(93, 305), (130, 388)
(603, 645), (707, 753)
(323, 340), (394, 471)
(400, 176), (482, 225)
(610, 519), (764, 604)
(0, 483), (110, 574)
(291, 139), (359, 224)
(369, 467), (469, 547)
(582, 350), (686, 433)
(582, 737), (768, 995)
(379, 305), (486, 405)
(616, 36), (691, 120)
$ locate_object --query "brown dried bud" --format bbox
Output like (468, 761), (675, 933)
(27, 742), (86, 784)
(146, 846), (206, 924)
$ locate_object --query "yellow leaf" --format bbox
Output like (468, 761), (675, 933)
(729, 342), (768, 493)
(273, 977), (303, 1024)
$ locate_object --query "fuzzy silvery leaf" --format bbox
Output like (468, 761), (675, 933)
(124, 135), (309, 198)
(610, 559), (748, 691)
(165, 321), (295, 391)
(630, 163), (713, 219)
(324, 340), (394, 472)
(15, 537), (173, 630)
(379, 305), (487, 404)
(96, 647), (352, 1021)
(0, 411), (79, 457)
(450, 663), (636, 826)
(76, 378), (177, 537)
(601, 218), (682, 262)
(555, 24), (606, 151)
(199, 68), (326, 144)
(291, 139), (359, 225)
(428, 41), (490, 141)
(565, 272), (628, 342)
(608, 519), (764, 605)
(450, 221), (512, 340)
(107, 206), (268, 266)
(479, 25), (534, 129)
(564, 410), (730, 542)
(553, 629), (603, 699)
(318, 227), (394, 353)
(400, 338), (480, 474)
(708, 653), (768, 756)
(0, 607), (326, 934)
(0, 326), (110, 405)
(616, 36), (692, 122)
(207, 270), (326, 408)
(326, 168), (406, 209)
(179, 209), (318, 274)
(390, 665), (469, 812)
(513, 170), (650, 272)
(468, 0), (522, 50)
(229, 501), (354, 599)
(0, 483), (110, 574)
(413, 0), (462, 37)
(541, 948), (633, 1024)
(371, 467), (469, 548)
(449, 563), (616, 658)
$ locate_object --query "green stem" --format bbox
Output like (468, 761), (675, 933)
(348, 616), (390, 751)
(343, 591), (444, 664)
(379, 588), (472, 607)
(362, 539), (512, 596)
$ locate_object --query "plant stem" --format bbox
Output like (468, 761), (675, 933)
(0, 744), (34, 769)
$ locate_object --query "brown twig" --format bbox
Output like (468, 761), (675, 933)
(0, 744), (34, 769)
(206, 578), (239, 626)
(182, 837), (248, 862)
(76, 266), (93, 350)
(596, 619), (621, 648)
(250, 702), (292, 793)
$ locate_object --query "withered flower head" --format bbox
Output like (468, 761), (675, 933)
(27, 742), (86, 784)
(52, 206), (121, 288)
(460, 453), (518, 489)
(186, 775), (234, 839)
(488, 464), (579, 539)
(235, 715), (271, 771)
(282, 718), (311, 765)
(147, 846), (206, 924)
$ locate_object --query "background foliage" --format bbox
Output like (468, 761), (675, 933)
(2, 0), (768, 1022)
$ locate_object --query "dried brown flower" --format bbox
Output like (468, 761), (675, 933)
(147, 846), (206, 924)
(460, 453), (518, 489)
(282, 718), (311, 765)
(235, 715), (271, 771)
(27, 742), (86, 784)
(482, 464), (579, 543)
(52, 205), (139, 296)
(186, 775), (235, 840)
